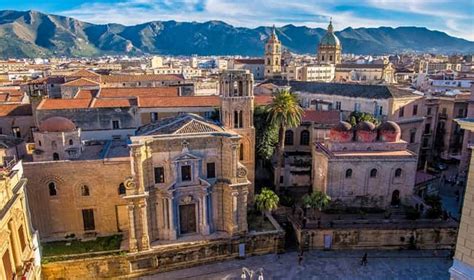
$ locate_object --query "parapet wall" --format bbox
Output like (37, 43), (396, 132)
(41, 231), (284, 279)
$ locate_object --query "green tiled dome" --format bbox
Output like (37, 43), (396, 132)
(319, 20), (341, 46)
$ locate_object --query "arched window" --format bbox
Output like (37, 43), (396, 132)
(321, 55), (325, 61)
(118, 183), (126, 195)
(345, 169), (352, 178)
(69, 139), (73, 145)
(395, 168), (402, 177)
(267, 58), (271, 65)
(48, 182), (57, 196)
(370, 169), (378, 178)
(329, 55), (333, 61)
(284, 130), (294, 145)
(300, 130), (310, 145)
(53, 153), (59, 161)
(240, 143), (244, 161)
(81, 185), (90, 196)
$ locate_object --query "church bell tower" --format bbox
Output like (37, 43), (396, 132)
(219, 70), (256, 198)
(264, 25), (282, 79)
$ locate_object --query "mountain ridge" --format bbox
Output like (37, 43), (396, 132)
(0, 10), (472, 58)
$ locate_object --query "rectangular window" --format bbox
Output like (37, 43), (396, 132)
(12, 127), (21, 138)
(458, 108), (464, 117)
(82, 209), (95, 231)
(412, 105), (418, 116)
(150, 112), (158, 122)
(18, 225), (26, 251)
(424, 123), (431, 134)
(112, 120), (120, 129)
(354, 103), (361, 112)
(399, 106), (405, 118)
(154, 167), (165, 184)
(410, 131), (416, 143)
(427, 107), (432, 115)
(181, 165), (191, 181)
(335, 101), (341, 110)
(0, 127), (2, 134)
(207, 162), (216, 179)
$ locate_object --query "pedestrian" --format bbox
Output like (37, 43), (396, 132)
(360, 252), (368, 266)
(298, 253), (303, 265)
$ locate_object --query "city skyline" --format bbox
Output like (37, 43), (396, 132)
(3, 0), (474, 41)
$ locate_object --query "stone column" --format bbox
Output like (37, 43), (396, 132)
(8, 220), (22, 269)
(200, 196), (210, 235)
(127, 204), (138, 253)
(138, 201), (150, 251)
(168, 198), (177, 240)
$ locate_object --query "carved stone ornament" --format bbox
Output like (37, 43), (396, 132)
(180, 195), (194, 204)
(237, 166), (248, 178)
(124, 177), (137, 190)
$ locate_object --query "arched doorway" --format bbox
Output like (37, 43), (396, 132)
(391, 190), (400, 206)
(53, 153), (59, 161)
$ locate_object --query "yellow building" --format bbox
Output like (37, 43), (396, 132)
(450, 118), (474, 279)
(0, 160), (41, 280)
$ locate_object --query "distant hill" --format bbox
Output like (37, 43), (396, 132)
(0, 10), (473, 58)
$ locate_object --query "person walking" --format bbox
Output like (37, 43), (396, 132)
(360, 252), (368, 266)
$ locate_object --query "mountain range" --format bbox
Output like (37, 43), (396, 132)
(0, 10), (473, 58)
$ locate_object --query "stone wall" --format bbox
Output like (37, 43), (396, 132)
(41, 231), (284, 280)
(292, 220), (457, 250)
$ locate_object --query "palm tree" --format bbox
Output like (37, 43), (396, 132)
(255, 188), (280, 217)
(267, 89), (304, 194)
(302, 191), (331, 219)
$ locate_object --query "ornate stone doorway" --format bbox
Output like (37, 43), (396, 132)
(179, 204), (197, 235)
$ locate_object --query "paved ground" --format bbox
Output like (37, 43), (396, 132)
(141, 250), (452, 280)
(438, 163), (464, 220)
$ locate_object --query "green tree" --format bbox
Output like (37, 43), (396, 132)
(254, 106), (279, 161)
(302, 191), (331, 219)
(347, 111), (380, 126)
(267, 89), (303, 193)
(255, 188), (280, 217)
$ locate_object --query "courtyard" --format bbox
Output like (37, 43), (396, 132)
(142, 249), (452, 280)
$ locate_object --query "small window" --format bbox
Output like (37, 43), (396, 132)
(81, 185), (90, 196)
(399, 106), (405, 117)
(412, 105), (418, 116)
(240, 143), (244, 161)
(370, 169), (377, 178)
(345, 169), (352, 178)
(69, 139), (73, 145)
(207, 162), (216, 179)
(427, 107), (432, 115)
(38, 140), (42, 147)
(410, 131), (416, 143)
(118, 183), (126, 195)
(285, 130), (294, 145)
(53, 153), (59, 161)
(300, 130), (310, 146)
(181, 165), (192, 181)
(112, 120), (120, 129)
(49, 182), (57, 196)
(395, 168), (402, 177)
(154, 167), (165, 184)
(12, 127), (21, 138)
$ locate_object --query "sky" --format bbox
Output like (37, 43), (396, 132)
(2, 0), (474, 40)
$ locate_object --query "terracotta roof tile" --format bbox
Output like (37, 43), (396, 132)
(138, 96), (219, 108)
(68, 69), (101, 78)
(302, 110), (340, 124)
(75, 89), (99, 99)
(91, 98), (133, 108)
(100, 74), (185, 83)
(63, 78), (99, 87)
(0, 104), (32, 116)
(98, 87), (179, 98)
(255, 95), (273, 106)
(37, 98), (92, 110)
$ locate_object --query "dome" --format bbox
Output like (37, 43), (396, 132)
(319, 21), (340, 47)
(39, 117), (76, 133)
(329, 121), (353, 142)
(378, 121), (401, 142)
(320, 33), (341, 47)
(333, 121), (352, 131)
(355, 121), (377, 142)
(355, 121), (376, 131)
(378, 121), (401, 133)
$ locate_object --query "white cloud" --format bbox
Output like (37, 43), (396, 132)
(58, 0), (473, 40)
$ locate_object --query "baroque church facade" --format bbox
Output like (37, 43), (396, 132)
(23, 70), (255, 252)
(317, 20), (342, 65)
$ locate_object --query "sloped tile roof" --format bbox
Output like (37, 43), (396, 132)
(37, 98), (92, 110)
(98, 87), (178, 98)
(137, 96), (220, 108)
(100, 74), (185, 83)
(0, 104), (32, 116)
(63, 78), (99, 87)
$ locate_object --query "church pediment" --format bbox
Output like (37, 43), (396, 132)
(174, 119), (221, 135)
(173, 152), (200, 162)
